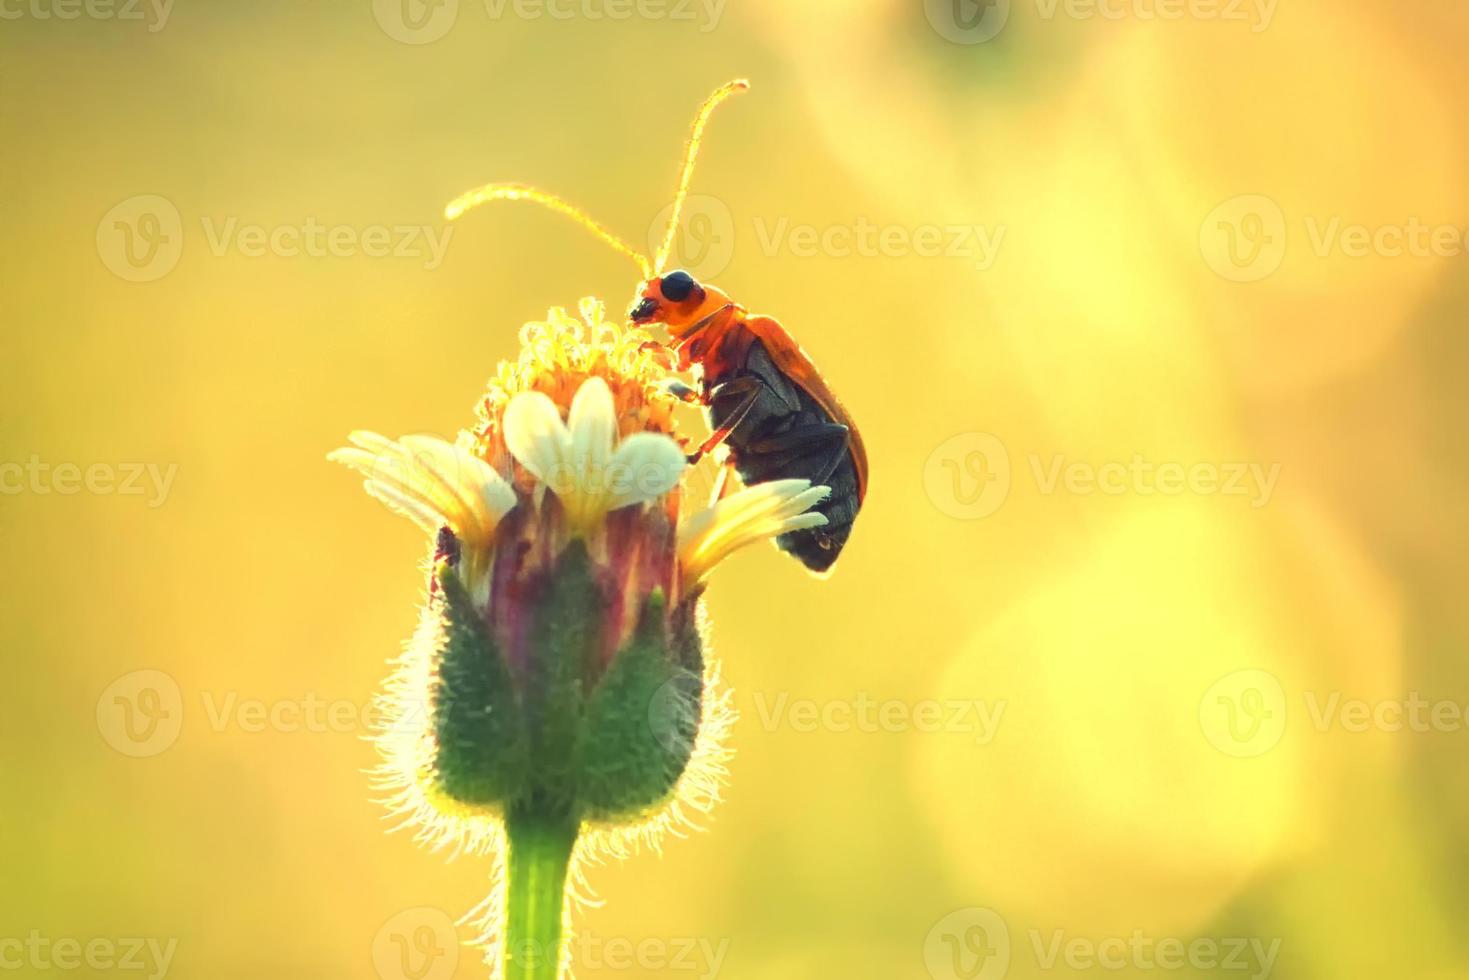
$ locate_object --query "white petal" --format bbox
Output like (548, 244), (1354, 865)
(683, 479), (821, 543)
(567, 376), (616, 478)
(346, 430), (402, 456)
(333, 438), (464, 531)
(398, 435), (486, 528)
(477, 464), (518, 521)
(773, 484), (834, 521)
(678, 479), (832, 584)
(503, 390), (570, 489)
(362, 480), (446, 534)
(606, 432), (687, 510)
(331, 431), (518, 545)
(326, 446), (387, 479)
(331, 444), (445, 515)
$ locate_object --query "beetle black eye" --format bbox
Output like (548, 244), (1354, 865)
(660, 270), (697, 302)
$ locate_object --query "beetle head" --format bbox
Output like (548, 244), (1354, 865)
(629, 270), (732, 339)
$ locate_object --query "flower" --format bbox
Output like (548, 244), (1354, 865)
(330, 299), (830, 980)
(501, 375), (684, 536)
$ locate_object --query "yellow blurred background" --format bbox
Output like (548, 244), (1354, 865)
(3, 1), (1468, 977)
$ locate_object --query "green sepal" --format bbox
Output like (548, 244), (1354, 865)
(523, 541), (604, 812)
(575, 590), (700, 819)
(430, 563), (529, 807)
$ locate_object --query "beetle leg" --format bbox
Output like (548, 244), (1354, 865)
(658, 377), (701, 404)
(687, 377), (762, 465)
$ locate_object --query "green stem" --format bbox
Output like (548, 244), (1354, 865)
(502, 804), (579, 980)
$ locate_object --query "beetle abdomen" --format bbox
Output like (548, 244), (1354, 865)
(709, 342), (861, 573)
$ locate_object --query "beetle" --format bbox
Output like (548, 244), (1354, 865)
(445, 79), (866, 572)
(627, 270), (866, 571)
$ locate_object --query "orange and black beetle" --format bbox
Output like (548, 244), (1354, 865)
(629, 270), (866, 571)
(446, 80), (866, 572)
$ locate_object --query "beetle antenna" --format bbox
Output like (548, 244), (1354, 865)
(445, 183), (652, 278)
(654, 78), (749, 274)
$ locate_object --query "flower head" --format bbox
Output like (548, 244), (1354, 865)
(331, 298), (829, 978)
